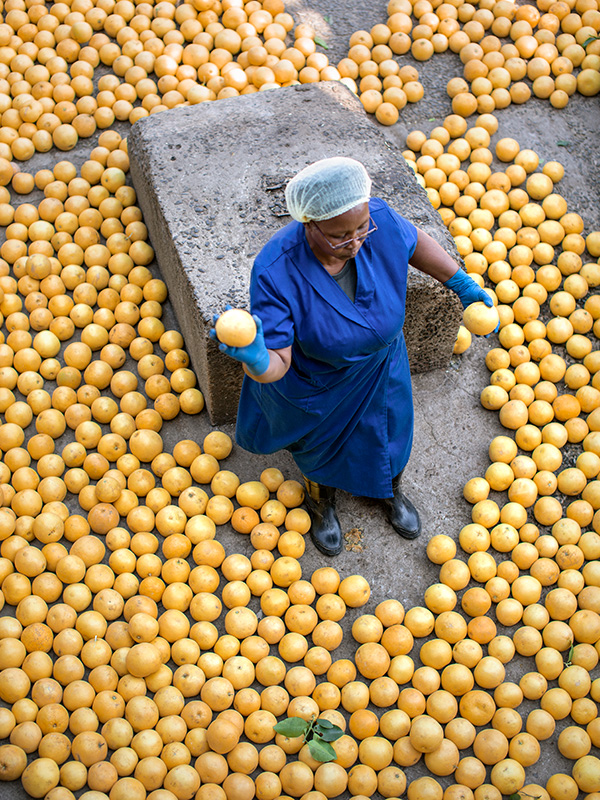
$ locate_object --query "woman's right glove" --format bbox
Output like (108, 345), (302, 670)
(210, 312), (270, 376)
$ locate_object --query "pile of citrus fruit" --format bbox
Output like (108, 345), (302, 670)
(0, 123), (598, 799)
(348, 0), (599, 125)
(0, 0), (599, 798)
(397, 85), (600, 800)
(0, 0), (596, 164)
(0, 0), (348, 160)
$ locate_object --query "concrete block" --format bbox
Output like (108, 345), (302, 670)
(128, 82), (462, 425)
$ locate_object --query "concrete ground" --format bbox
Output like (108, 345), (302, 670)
(1, 0), (600, 796)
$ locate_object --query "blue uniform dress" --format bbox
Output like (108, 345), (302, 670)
(236, 197), (418, 500)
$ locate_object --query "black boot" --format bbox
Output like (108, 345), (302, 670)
(382, 472), (421, 539)
(303, 476), (343, 556)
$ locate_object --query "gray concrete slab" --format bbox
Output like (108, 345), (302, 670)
(128, 81), (463, 425)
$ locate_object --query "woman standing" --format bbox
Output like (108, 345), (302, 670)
(214, 157), (493, 556)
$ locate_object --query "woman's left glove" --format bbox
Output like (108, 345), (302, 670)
(210, 310), (270, 376)
(444, 269), (500, 334)
(444, 269), (493, 310)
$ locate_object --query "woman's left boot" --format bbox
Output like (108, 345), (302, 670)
(382, 471), (421, 539)
(303, 476), (343, 557)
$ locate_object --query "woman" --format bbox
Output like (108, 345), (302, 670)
(213, 157), (493, 556)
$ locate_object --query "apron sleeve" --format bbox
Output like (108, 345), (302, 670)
(385, 205), (419, 259)
(250, 265), (295, 350)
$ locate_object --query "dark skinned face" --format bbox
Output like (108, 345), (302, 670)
(304, 202), (370, 271)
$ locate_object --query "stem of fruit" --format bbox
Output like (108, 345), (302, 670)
(303, 715), (317, 743)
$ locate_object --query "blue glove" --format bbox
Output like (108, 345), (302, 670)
(210, 307), (270, 376)
(444, 269), (500, 334)
(444, 269), (493, 310)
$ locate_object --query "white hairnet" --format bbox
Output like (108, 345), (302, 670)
(285, 157), (372, 223)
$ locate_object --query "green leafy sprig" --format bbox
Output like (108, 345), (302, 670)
(564, 640), (575, 667)
(273, 715), (344, 762)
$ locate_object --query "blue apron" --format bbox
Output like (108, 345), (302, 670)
(235, 198), (417, 499)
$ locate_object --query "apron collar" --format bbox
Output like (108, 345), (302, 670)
(292, 234), (376, 328)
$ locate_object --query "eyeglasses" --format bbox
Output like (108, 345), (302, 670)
(311, 216), (378, 251)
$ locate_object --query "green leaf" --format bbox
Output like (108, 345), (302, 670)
(582, 35), (599, 47)
(315, 719), (334, 729)
(273, 717), (309, 738)
(428, 117), (436, 121)
(565, 640), (575, 667)
(314, 36), (329, 49)
(556, 141), (570, 146)
(308, 736), (337, 762)
(323, 15), (331, 23)
(315, 725), (344, 742)
(509, 794), (542, 800)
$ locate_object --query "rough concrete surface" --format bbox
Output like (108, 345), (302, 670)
(128, 81), (463, 424)
(1, 0), (600, 797)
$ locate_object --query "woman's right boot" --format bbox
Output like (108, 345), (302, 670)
(303, 476), (343, 556)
